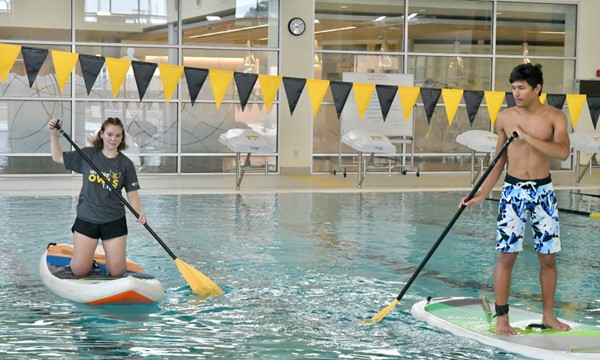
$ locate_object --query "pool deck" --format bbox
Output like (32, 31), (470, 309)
(1, 170), (598, 195)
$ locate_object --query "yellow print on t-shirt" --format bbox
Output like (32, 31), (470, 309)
(87, 170), (121, 189)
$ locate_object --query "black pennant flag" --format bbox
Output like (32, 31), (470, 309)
(547, 94), (566, 110)
(330, 81), (353, 119)
(420, 88), (442, 124)
(505, 92), (516, 108)
(375, 84), (398, 121)
(183, 67), (208, 106)
(21, 47), (49, 87)
(282, 77), (306, 115)
(234, 72), (259, 111)
(463, 90), (484, 126)
(587, 95), (600, 129)
(79, 54), (105, 95)
(131, 61), (157, 101)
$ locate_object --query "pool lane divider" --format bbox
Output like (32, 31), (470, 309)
(365, 132), (518, 324)
(53, 121), (224, 298)
(486, 197), (600, 219)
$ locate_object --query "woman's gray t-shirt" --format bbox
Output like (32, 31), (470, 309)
(63, 147), (140, 224)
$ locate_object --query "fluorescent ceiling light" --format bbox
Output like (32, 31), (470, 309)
(97, 11), (111, 16)
(189, 24), (268, 39)
(315, 26), (356, 35)
(206, 16), (221, 21)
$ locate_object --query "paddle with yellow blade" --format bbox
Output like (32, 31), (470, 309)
(53, 121), (223, 297)
(366, 132), (518, 323)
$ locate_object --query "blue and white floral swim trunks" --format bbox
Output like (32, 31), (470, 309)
(496, 174), (561, 254)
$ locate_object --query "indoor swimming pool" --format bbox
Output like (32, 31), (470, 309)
(1, 190), (599, 359)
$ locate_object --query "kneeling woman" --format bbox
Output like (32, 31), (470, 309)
(48, 117), (146, 277)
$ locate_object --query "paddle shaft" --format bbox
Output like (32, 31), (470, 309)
(54, 123), (178, 261)
(393, 133), (517, 302)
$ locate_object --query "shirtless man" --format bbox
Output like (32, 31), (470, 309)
(461, 63), (571, 335)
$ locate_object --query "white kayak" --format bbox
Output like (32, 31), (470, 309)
(411, 296), (600, 360)
(40, 243), (164, 305)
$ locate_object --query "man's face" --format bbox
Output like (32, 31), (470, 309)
(511, 80), (540, 107)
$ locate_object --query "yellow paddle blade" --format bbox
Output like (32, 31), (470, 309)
(365, 299), (399, 323)
(590, 212), (600, 219)
(175, 258), (224, 297)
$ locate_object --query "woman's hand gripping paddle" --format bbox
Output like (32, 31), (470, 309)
(366, 132), (518, 323)
(53, 121), (223, 297)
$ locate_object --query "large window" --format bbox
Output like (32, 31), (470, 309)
(313, 0), (577, 173)
(0, 0), (278, 175)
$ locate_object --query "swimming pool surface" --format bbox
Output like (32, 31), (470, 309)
(1, 191), (599, 359)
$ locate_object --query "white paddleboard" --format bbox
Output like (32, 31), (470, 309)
(411, 296), (600, 360)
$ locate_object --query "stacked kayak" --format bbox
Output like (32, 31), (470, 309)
(40, 243), (164, 305)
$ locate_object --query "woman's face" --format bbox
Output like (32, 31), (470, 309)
(101, 124), (124, 150)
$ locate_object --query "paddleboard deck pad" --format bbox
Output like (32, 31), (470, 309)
(40, 243), (164, 305)
(411, 297), (600, 360)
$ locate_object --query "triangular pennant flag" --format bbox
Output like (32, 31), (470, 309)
(505, 92), (516, 108)
(441, 88), (464, 125)
(158, 64), (184, 103)
(0, 43), (21, 84)
(547, 94), (566, 110)
(258, 74), (282, 113)
(420, 88), (442, 124)
(566, 94), (586, 129)
(463, 90), (484, 126)
(21, 46), (49, 87)
(184, 67), (208, 106)
(131, 60), (157, 101)
(375, 84), (398, 121)
(353, 82), (376, 120)
(209, 69), (234, 109)
(50, 50), (79, 93)
(282, 76), (307, 115)
(234, 72), (258, 111)
(484, 91), (506, 126)
(329, 81), (353, 119)
(78, 54), (105, 95)
(586, 95), (600, 129)
(398, 86), (420, 122)
(539, 92), (547, 104)
(306, 79), (330, 117)
(105, 57), (131, 98)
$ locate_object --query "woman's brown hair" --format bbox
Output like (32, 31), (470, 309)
(91, 117), (128, 151)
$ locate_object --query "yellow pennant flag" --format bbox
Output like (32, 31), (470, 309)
(539, 92), (547, 104)
(398, 86), (420, 122)
(484, 91), (506, 126)
(353, 83), (376, 120)
(306, 79), (330, 117)
(0, 43), (21, 84)
(158, 64), (183, 103)
(258, 74), (282, 112)
(441, 88), (464, 125)
(209, 69), (234, 109)
(566, 94), (587, 129)
(51, 50), (79, 93)
(105, 58), (131, 98)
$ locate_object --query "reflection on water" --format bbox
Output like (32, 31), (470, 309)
(1, 191), (599, 359)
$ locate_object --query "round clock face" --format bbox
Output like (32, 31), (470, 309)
(288, 17), (306, 36)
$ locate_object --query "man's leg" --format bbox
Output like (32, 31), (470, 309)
(538, 253), (570, 330)
(494, 252), (518, 335)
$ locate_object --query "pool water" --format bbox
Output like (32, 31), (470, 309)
(1, 191), (599, 359)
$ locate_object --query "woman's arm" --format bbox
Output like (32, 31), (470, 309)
(126, 190), (147, 224)
(48, 119), (64, 163)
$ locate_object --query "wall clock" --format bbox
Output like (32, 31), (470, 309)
(288, 17), (306, 36)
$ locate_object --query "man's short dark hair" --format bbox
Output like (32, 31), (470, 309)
(509, 63), (544, 95)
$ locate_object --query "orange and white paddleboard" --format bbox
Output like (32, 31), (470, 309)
(40, 243), (163, 305)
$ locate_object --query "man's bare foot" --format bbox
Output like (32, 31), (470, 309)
(495, 315), (518, 335)
(542, 315), (571, 331)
